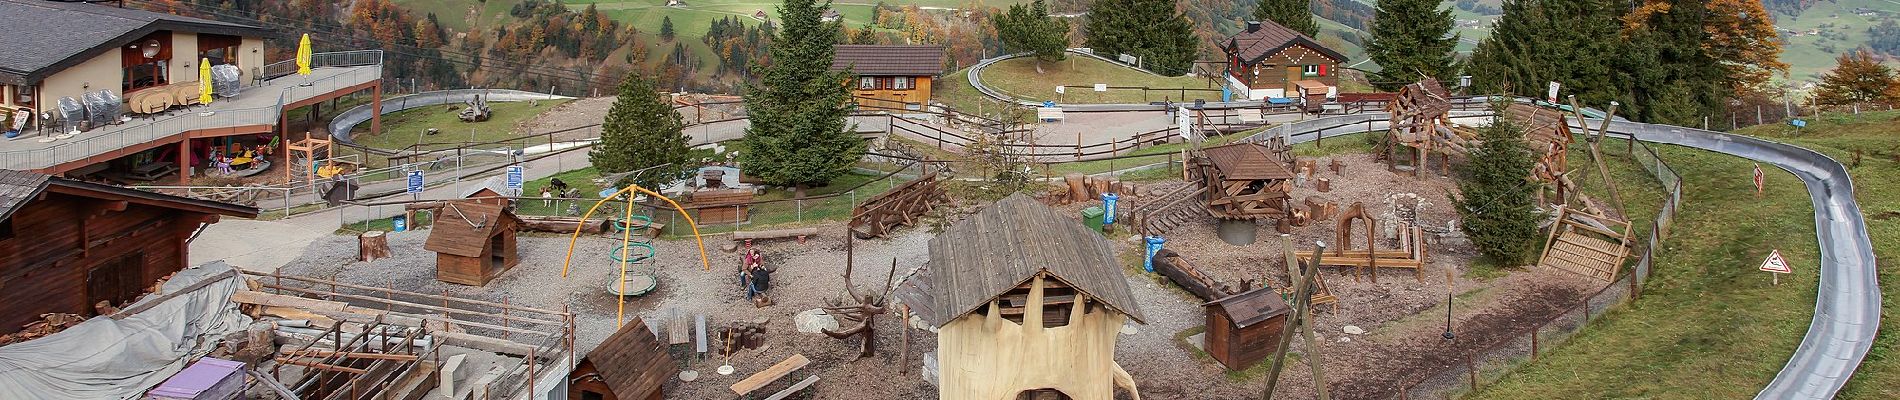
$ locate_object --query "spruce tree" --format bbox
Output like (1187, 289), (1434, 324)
(995, 0), (1070, 71)
(1466, 0), (1626, 107)
(661, 16), (676, 41)
(1251, 0), (1317, 37)
(1454, 104), (1542, 265)
(590, 72), (698, 190)
(739, 0), (862, 191)
(1366, 0), (1459, 90)
(1082, 0), (1199, 76)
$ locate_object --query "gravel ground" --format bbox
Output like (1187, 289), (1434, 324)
(275, 161), (1602, 400)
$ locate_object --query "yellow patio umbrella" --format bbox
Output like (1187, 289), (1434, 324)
(295, 34), (312, 76)
(198, 58), (213, 105)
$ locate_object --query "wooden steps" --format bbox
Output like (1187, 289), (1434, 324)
(731, 354), (811, 395)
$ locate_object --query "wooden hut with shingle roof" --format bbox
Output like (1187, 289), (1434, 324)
(424, 200), (522, 286)
(1187, 142), (1296, 221)
(899, 193), (1144, 400)
(568, 318), (673, 400)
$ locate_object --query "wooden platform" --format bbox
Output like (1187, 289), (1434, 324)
(731, 354), (810, 395)
(1537, 207), (1633, 283)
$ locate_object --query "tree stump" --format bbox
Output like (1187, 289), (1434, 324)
(1316, 178), (1332, 193)
(1064, 174), (1089, 204)
(358, 231), (391, 262)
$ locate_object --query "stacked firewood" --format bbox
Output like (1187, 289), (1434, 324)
(0, 313), (87, 345)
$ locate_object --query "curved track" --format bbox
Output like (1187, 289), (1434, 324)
(325, 89), (572, 144)
(963, 56), (1878, 397)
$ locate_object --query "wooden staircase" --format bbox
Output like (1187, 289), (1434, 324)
(1133, 185), (1207, 237)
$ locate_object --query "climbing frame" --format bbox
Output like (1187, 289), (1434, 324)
(1537, 206), (1633, 283)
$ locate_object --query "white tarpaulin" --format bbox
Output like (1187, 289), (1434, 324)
(0, 262), (251, 400)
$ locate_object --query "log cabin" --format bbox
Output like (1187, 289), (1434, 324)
(0, 169), (257, 334)
(831, 45), (945, 111)
(1220, 21), (1348, 104)
(423, 200), (522, 286)
(900, 193), (1146, 400)
(569, 317), (672, 400)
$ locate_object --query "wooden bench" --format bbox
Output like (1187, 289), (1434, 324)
(730, 354), (810, 396)
(731, 227), (820, 243)
(763, 375), (819, 400)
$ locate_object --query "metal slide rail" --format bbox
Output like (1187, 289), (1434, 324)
(1581, 119), (1880, 399)
(1231, 109), (1875, 399)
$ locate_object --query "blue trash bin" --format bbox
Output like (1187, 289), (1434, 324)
(392, 216), (408, 232)
(1143, 236), (1166, 273)
(1101, 193), (1120, 226)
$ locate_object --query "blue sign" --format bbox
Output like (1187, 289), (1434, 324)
(505, 166), (524, 189)
(1042, 100), (1057, 108)
(1790, 119), (1807, 128)
(1143, 236), (1167, 273)
(1101, 193), (1119, 225)
(406, 170), (424, 194)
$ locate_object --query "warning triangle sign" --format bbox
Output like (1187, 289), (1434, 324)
(1759, 249), (1792, 274)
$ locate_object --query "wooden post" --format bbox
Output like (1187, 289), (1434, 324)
(358, 231), (391, 262)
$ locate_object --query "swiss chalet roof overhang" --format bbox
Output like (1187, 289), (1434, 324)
(0, 0), (275, 86)
(1223, 21), (1347, 65)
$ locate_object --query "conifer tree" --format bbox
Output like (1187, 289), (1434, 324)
(661, 16), (676, 41)
(1251, 0), (1317, 37)
(739, 0), (862, 192)
(995, 0), (1069, 71)
(1366, 0), (1459, 90)
(1083, 0), (1199, 76)
(591, 72), (698, 189)
(1454, 104), (1542, 265)
(1467, 0), (1627, 107)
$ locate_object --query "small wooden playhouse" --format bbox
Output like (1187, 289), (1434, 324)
(1202, 287), (1291, 370)
(423, 201), (523, 286)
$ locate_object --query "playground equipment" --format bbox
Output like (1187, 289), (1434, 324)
(562, 183), (713, 329)
(607, 220), (660, 296)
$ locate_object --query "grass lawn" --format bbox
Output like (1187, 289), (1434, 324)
(1473, 111), (1900, 399)
(511, 164), (909, 236)
(977, 56), (1215, 105)
(347, 99), (570, 151)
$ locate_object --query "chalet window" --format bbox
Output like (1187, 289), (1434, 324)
(10, 85), (31, 109)
(198, 34), (243, 67)
(859, 76), (876, 90)
(893, 76), (912, 90)
(877, 77), (893, 90)
(122, 32), (172, 92)
(1303, 65), (1321, 77)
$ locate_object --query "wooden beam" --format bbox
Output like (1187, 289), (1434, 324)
(290, 350), (421, 361)
(272, 357), (368, 374)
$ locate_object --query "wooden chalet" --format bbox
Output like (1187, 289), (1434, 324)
(1188, 142), (1296, 220)
(900, 193), (1145, 400)
(569, 317), (673, 400)
(0, 169), (257, 334)
(1221, 21), (1348, 104)
(1201, 287), (1290, 370)
(423, 201), (522, 286)
(830, 45), (945, 111)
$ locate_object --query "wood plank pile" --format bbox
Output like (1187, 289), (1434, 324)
(690, 189), (753, 225)
(1131, 185), (1206, 237)
(1188, 142), (1295, 221)
(849, 172), (950, 239)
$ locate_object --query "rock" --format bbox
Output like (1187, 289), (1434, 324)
(794, 309), (839, 333)
(1342, 325), (1366, 335)
(752, 316), (771, 326)
(1120, 323), (1138, 335)
(1338, 337), (1351, 343)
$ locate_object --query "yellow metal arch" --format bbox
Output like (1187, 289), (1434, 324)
(560, 184), (712, 327)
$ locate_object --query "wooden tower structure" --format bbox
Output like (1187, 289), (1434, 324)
(1186, 141), (1296, 222)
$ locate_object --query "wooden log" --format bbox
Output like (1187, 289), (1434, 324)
(1315, 178), (1332, 193)
(517, 216), (609, 234)
(1151, 249), (1225, 302)
(358, 231), (391, 262)
(1064, 174), (1088, 204)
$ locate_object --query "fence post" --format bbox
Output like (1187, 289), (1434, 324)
(1530, 329), (1539, 360)
(1466, 355), (1478, 391)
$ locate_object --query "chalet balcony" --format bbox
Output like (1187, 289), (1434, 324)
(0, 50), (383, 171)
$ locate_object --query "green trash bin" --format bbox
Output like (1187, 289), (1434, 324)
(1081, 206), (1105, 232)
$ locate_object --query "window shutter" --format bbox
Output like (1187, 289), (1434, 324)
(1319, 64), (1328, 76)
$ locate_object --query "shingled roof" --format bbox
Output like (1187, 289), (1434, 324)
(1202, 287), (1289, 328)
(1225, 20), (1347, 65)
(831, 45), (946, 76)
(921, 193), (1145, 327)
(0, 169), (258, 222)
(0, 0), (273, 85)
(1202, 142), (1294, 181)
(423, 201), (521, 258)
(582, 317), (673, 400)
